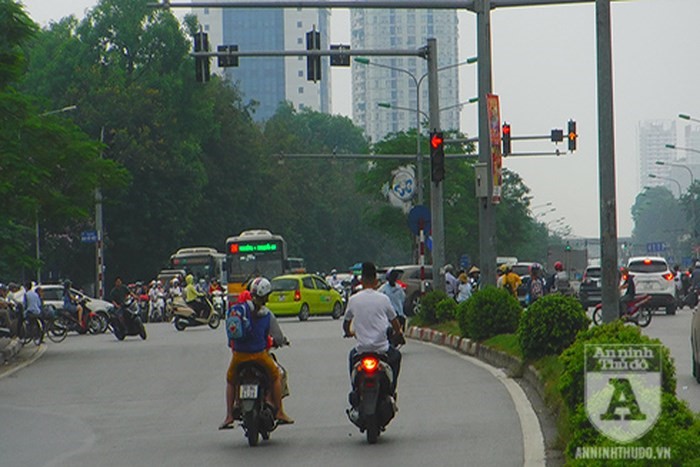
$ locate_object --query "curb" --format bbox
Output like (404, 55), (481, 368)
(0, 339), (47, 380)
(0, 337), (22, 364)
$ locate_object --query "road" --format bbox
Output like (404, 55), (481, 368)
(0, 318), (539, 467)
(642, 306), (700, 413)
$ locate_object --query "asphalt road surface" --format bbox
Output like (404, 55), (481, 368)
(0, 318), (541, 467)
(642, 306), (700, 413)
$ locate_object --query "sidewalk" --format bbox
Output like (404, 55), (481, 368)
(0, 337), (45, 379)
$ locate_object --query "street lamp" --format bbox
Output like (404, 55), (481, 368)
(377, 96), (478, 123)
(655, 159), (694, 186)
(648, 173), (682, 197)
(679, 113), (700, 124)
(532, 202), (553, 210)
(665, 143), (700, 156)
(354, 55), (477, 206)
(36, 105), (78, 283)
(536, 207), (556, 219)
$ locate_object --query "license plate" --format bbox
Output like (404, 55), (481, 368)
(240, 384), (258, 399)
(278, 295), (286, 301)
(638, 281), (657, 291)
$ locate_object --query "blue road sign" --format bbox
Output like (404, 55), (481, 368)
(81, 231), (98, 243)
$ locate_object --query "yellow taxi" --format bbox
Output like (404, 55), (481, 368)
(268, 274), (344, 321)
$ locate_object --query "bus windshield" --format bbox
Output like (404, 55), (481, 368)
(169, 247), (225, 284)
(227, 241), (285, 281)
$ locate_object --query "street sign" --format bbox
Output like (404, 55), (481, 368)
(81, 231), (98, 243)
(645, 242), (666, 254)
(408, 205), (431, 236)
(460, 254), (470, 270)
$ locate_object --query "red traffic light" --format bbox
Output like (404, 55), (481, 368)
(430, 133), (444, 149)
(502, 124), (511, 135)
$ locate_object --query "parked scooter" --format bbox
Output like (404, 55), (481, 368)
(109, 296), (147, 340)
(346, 351), (397, 444)
(172, 295), (221, 331)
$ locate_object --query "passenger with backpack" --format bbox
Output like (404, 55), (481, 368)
(219, 277), (293, 430)
(527, 263), (546, 305)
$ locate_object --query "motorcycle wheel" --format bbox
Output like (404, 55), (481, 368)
(174, 319), (187, 331)
(139, 322), (147, 340)
(46, 319), (68, 343)
(87, 316), (102, 335)
(636, 308), (653, 328)
(592, 307), (603, 326)
(112, 322), (125, 341)
(366, 418), (379, 444)
(96, 311), (110, 333)
(208, 313), (221, 329)
(331, 302), (343, 320)
(244, 412), (260, 447)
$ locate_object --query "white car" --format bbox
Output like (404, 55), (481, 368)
(626, 256), (676, 315)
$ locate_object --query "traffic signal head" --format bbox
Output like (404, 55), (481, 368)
(568, 120), (577, 152)
(194, 31), (210, 83)
(502, 123), (511, 156)
(306, 30), (321, 81)
(430, 131), (445, 183)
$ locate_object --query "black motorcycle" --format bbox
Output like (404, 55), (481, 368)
(109, 297), (147, 341)
(346, 352), (397, 444)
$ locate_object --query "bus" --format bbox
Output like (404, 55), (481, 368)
(225, 229), (300, 299)
(169, 247), (226, 284)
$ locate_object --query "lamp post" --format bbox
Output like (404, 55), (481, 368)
(648, 173), (682, 197)
(355, 56), (477, 206)
(535, 207), (556, 219)
(679, 113), (700, 124)
(655, 159), (694, 186)
(36, 105), (78, 283)
(665, 143), (700, 156)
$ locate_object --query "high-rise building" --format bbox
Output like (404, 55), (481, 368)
(351, 9), (460, 143)
(191, 4), (331, 122)
(638, 120), (676, 193)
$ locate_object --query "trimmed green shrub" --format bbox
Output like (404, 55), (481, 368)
(415, 290), (449, 325)
(456, 286), (521, 341)
(517, 294), (590, 360)
(558, 321), (676, 412)
(435, 298), (457, 323)
(565, 394), (700, 465)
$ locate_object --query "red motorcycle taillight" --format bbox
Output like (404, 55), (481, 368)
(294, 289), (301, 301)
(361, 357), (379, 373)
(663, 272), (674, 281)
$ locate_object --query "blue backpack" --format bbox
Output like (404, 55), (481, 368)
(226, 301), (252, 343)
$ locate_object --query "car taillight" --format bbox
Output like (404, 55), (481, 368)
(361, 357), (379, 373)
(663, 272), (674, 281)
(294, 289), (301, 301)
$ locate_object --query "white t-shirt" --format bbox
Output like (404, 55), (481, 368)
(344, 288), (397, 353)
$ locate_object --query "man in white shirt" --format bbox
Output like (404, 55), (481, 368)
(343, 262), (403, 393)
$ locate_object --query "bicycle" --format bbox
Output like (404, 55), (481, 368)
(19, 314), (45, 347)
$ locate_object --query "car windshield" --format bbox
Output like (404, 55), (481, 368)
(585, 267), (601, 278)
(628, 260), (668, 273)
(271, 278), (298, 292)
(512, 265), (531, 277)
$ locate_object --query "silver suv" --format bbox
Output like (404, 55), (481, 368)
(626, 256), (677, 315)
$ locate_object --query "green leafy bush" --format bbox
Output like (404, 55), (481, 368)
(558, 321), (698, 465)
(415, 290), (449, 325)
(456, 286), (521, 341)
(558, 321), (676, 412)
(517, 294), (590, 360)
(435, 298), (457, 323)
(565, 394), (700, 465)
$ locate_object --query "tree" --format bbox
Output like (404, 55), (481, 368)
(633, 186), (686, 260)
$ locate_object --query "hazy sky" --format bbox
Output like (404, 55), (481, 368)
(20, 0), (700, 238)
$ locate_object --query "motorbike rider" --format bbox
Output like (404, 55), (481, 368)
(184, 274), (208, 319)
(63, 280), (85, 330)
(378, 269), (406, 330)
(343, 262), (403, 396)
(220, 277), (294, 429)
(110, 276), (135, 316)
(619, 266), (636, 317)
(209, 278), (223, 295)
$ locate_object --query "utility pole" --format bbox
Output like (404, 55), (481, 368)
(596, 0), (618, 323)
(427, 38), (445, 293)
(96, 127), (105, 299)
(476, 0), (497, 286)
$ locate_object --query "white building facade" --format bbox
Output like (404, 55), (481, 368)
(351, 9), (460, 143)
(638, 120), (676, 194)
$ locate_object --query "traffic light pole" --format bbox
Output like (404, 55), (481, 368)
(427, 38), (445, 294)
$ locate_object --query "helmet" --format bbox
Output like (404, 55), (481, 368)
(529, 263), (542, 273)
(498, 264), (510, 273)
(331, 269), (337, 275)
(554, 261), (563, 271)
(250, 277), (272, 298)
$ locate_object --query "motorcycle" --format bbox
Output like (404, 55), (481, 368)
(211, 290), (226, 315)
(172, 295), (221, 331)
(235, 342), (289, 447)
(346, 352), (397, 444)
(109, 296), (147, 340)
(149, 291), (166, 322)
(55, 298), (102, 335)
(592, 294), (653, 328)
